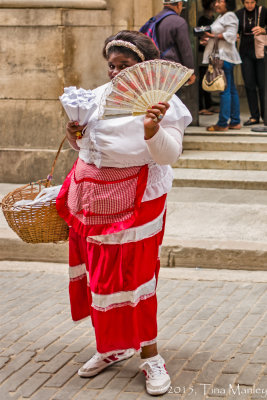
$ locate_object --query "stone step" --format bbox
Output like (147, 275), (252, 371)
(0, 147), (77, 184)
(173, 150), (267, 170)
(172, 168), (267, 190)
(1, 185), (267, 270)
(183, 135), (267, 152)
(164, 187), (267, 270)
(161, 238), (267, 271)
(185, 126), (267, 137)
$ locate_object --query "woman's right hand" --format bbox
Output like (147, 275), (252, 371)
(252, 26), (266, 36)
(66, 121), (87, 141)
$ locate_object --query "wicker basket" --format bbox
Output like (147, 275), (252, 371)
(1, 137), (69, 244)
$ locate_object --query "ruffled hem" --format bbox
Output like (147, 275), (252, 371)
(95, 337), (157, 356)
(142, 164), (173, 202)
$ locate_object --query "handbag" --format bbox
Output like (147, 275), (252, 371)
(202, 37), (227, 92)
(254, 6), (267, 59)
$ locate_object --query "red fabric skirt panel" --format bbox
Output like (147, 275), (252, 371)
(92, 295), (158, 354)
(68, 195), (166, 353)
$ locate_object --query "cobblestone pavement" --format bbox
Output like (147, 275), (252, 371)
(1, 265), (267, 400)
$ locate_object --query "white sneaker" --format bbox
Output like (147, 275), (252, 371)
(78, 348), (135, 377)
(139, 354), (171, 395)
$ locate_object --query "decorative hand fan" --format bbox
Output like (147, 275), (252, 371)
(100, 60), (194, 119)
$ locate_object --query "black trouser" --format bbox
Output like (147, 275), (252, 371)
(241, 54), (265, 120)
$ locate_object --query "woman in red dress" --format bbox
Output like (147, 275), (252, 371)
(57, 30), (192, 396)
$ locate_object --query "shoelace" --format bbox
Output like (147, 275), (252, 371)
(83, 352), (104, 368)
(84, 351), (124, 368)
(145, 360), (166, 379)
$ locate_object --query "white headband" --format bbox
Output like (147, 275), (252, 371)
(105, 40), (145, 62)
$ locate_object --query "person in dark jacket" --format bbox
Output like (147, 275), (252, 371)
(198, 0), (216, 115)
(156, 0), (196, 86)
(236, 0), (267, 125)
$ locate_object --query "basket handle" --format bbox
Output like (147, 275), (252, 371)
(0, 135), (68, 208)
(46, 135), (67, 187)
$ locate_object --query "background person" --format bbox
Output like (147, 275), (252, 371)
(201, 0), (242, 131)
(236, 0), (267, 125)
(198, 0), (216, 115)
(155, 0), (196, 86)
(56, 30), (192, 396)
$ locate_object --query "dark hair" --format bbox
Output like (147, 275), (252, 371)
(103, 30), (160, 62)
(225, 0), (236, 11)
(241, 0), (257, 3)
(201, 0), (215, 10)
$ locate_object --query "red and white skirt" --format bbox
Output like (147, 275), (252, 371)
(56, 158), (167, 354)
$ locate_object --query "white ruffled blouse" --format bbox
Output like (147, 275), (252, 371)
(68, 83), (192, 202)
(203, 12), (242, 65)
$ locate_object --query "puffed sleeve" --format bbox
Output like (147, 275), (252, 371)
(145, 124), (183, 165)
(145, 94), (192, 165)
(222, 12), (238, 44)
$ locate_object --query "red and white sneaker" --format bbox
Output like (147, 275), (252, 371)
(78, 348), (135, 377)
(139, 354), (171, 395)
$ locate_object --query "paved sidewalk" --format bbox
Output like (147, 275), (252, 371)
(2, 185), (267, 270)
(0, 262), (267, 400)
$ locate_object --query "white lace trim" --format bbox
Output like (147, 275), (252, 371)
(91, 275), (156, 311)
(158, 244), (162, 259)
(77, 84), (108, 168)
(87, 204), (166, 245)
(97, 348), (135, 357)
(96, 338), (157, 356)
(69, 263), (86, 279)
(140, 337), (158, 348)
(79, 120), (102, 168)
(69, 264), (89, 284)
(142, 164), (173, 202)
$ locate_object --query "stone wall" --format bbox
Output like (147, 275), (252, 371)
(0, 0), (167, 183)
(107, 0), (162, 31)
(2, 0), (250, 183)
(0, 1), (113, 183)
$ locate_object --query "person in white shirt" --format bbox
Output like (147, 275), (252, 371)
(201, 0), (242, 131)
(56, 30), (191, 396)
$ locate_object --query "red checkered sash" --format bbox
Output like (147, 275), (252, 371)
(65, 158), (148, 228)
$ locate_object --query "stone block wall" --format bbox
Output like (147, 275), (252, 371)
(0, 2), (114, 183)
(0, 0), (164, 183)
(0, 0), (202, 184)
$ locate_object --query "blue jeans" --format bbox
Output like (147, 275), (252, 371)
(218, 61), (240, 127)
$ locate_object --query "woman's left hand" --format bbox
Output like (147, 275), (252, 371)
(144, 102), (170, 139)
(200, 37), (209, 45)
(252, 26), (266, 36)
(204, 32), (215, 39)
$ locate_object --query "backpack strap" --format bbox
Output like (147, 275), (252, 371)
(155, 10), (178, 58)
(140, 10), (177, 56)
(155, 10), (177, 24)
